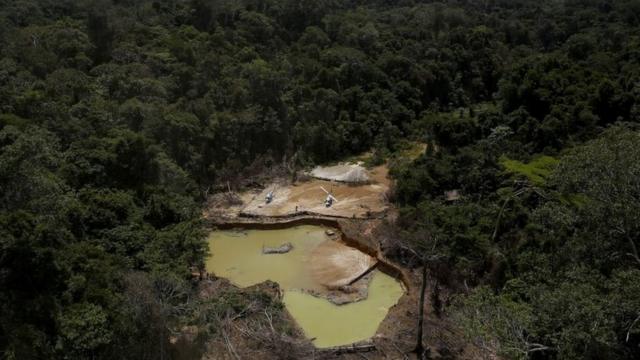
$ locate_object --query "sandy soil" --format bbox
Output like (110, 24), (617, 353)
(237, 165), (390, 219)
(310, 240), (377, 288)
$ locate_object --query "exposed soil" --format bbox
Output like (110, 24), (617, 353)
(308, 163), (370, 183)
(310, 240), (377, 289)
(204, 165), (390, 220)
(308, 271), (375, 305)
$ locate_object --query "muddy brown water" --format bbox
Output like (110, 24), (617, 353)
(206, 225), (404, 348)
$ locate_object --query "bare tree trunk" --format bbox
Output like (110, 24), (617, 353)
(627, 234), (640, 266)
(431, 279), (442, 318)
(414, 261), (428, 359)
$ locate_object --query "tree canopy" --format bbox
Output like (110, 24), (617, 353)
(1, 0), (640, 359)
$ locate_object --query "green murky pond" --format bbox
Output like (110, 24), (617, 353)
(206, 225), (404, 348)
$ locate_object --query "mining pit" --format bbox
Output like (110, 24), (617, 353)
(201, 160), (417, 354)
(206, 225), (405, 348)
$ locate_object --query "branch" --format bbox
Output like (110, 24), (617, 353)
(492, 188), (527, 241)
(264, 309), (275, 333)
(221, 322), (241, 360)
(527, 343), (553, 353)
(627, 313), (640, 342)
(626, 235), (640, 267)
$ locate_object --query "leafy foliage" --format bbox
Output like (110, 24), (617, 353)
(0, 0), (639, 359)
(500, 155), (558, 186)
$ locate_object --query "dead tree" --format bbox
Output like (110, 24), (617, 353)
(389, 227), (442, 360)
(414, 260), (428, 359)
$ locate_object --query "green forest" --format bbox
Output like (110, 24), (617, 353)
(1, 0), (639, 359)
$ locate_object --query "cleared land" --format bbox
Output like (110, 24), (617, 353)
(204, 144), (428, 221)
(238, 165), (390, 219)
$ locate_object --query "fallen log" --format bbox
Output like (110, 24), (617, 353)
(320, 343), (376, 354)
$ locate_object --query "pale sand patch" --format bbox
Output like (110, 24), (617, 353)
(309, 163), (370, 183)
(310, 240), (377, 288)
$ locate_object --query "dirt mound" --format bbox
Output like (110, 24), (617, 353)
(309, 163), (370, 183)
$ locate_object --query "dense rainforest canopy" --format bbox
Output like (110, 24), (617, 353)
(0, 0), (639, 359)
